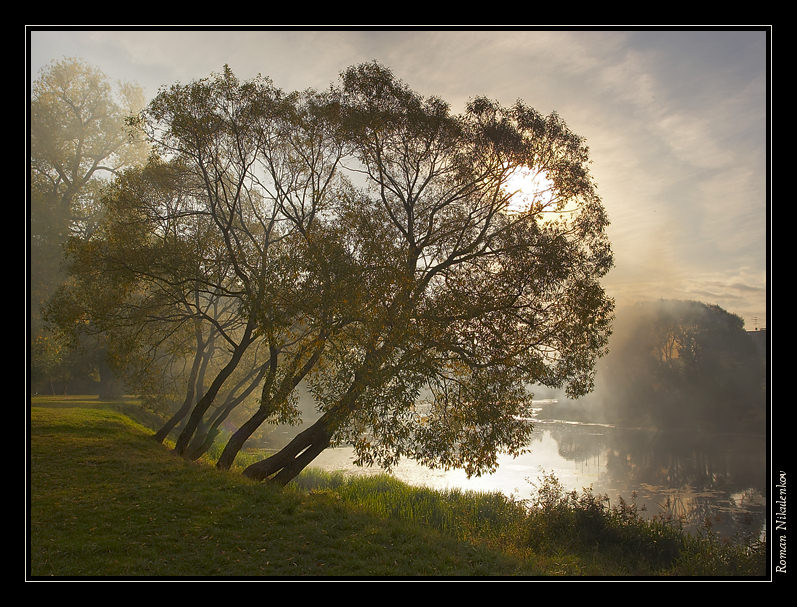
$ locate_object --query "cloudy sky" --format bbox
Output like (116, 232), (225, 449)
(28, 27), (770, 330)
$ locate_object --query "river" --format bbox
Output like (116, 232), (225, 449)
(301, 404), (767, 542)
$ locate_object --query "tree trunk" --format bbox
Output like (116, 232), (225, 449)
(184, 416), (213, 459)
(217, 342), (325, 471)
(185, 375), (260, 460)
(97, 352), (124, 399)
(216, 403), (275, 470)
(240, 353), (379, 485)
(174, 321), (255, 456)
(153, 336), (206, 444)
(239, 311), (407, 486)
(187, 361), (270, 461)
(241, 413), (332, 484)
(153, 393), (195, 444)
(185, 427), (220, 461)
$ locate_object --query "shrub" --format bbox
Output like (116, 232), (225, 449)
(525, 472), (684, 569)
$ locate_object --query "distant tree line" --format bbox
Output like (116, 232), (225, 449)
(30, 58), (149, 397)
(552, 300), (766, 432)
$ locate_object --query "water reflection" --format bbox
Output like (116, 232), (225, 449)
(568, 422), (765, 540)
(307, 416), (766, 541)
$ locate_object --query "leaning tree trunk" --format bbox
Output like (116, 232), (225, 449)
(153, 345), (205, 444)
(186, 363), (267, 461)
(217, 343), (325, 471)
(174, 321), (255, 456)
(241, 412), (333, 485)
(241, 357), (378, 485)
(153, 392), (195, 444)
(184, 415), (215, 460)
(240, 304), (409, 486)
(216, 406), (275, 470)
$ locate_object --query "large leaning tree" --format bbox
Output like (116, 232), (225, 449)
(103, 62), (612, 483)
(239, 62), (615, 484)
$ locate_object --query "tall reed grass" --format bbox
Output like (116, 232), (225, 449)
(289, 467), (767, 575)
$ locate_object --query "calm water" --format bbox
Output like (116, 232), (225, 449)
(305, 408), (767, 541)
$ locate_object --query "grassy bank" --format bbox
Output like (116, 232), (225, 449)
(27, 398), (767, 579)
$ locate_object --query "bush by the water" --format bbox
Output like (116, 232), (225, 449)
(290, 468), (766, 576)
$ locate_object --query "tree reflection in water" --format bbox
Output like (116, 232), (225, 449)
(540, 420), (766, 541)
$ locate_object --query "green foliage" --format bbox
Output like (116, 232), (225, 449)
(522, 471), (764, 575)
(291, 465), (765, 576)
(46, 60), (617, 482)
(295, 473), (526, 543)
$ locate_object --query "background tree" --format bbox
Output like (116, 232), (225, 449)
(587, 300), (765, 431)
(30, 57), (149, 395)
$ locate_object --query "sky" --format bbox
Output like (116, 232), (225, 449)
(28, 27), (770, 331)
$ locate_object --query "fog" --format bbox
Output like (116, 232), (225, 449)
(534, 299), (766, 433)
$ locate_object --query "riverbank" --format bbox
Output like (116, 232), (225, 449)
(27, 400), (767, 578)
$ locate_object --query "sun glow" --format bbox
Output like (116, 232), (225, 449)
(502, 165), (556, 216)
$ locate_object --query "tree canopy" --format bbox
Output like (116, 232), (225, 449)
(40, 62), (615, 485)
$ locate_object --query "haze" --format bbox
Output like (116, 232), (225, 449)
(28, 27), (769, 329)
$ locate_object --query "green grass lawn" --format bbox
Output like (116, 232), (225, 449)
(27, 398), (768, 579)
